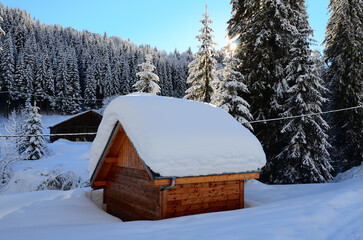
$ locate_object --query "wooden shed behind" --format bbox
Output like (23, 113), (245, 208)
(89, 94), (266, 221)
(91, 123), (261, 221)
(49, 110), (102, 142)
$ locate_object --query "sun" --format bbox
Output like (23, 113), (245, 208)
(229, 42), (237, 52)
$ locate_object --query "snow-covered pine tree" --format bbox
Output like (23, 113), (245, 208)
(1, 32), (15, 97)
(55, 52), (71, 114)
(120, 54), (130, 95)
(212, 54), (253, 131)
(184, 4), (218, 103)
(0, 110), (21, 186)
(158, 58), (173, 96)
(133, 53), (160, 94)
(65, 48), (81, 114)
(23, 34), (37, 99)
(102, 59), (114, 98)
(13, 50), (27, 101)
(266, 0), (333, 183)
(34, 53), (46, 102)
(227, 0), (302, 182)
(84, 63), (97, 109)
(42, 52), (56, 109)
(20, 100), (46, 160)
(0, 15), (4, 53)
(324, 0), (363, 172)
(111, 55), (123, 95)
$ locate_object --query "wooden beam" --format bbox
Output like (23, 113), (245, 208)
(154, 172), (260, 186)
(239, 180), (244, 209)
(160, 190), (168, 219)
(92, 181), (108, 187)
(105, 157), (118, 163)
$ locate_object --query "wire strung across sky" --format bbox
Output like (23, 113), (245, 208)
(0, 91), (104, 102)
(0, 105), (361, 138)
(248, 105), (363, 124)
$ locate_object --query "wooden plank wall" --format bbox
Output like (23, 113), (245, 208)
(99, 125), (248, 220)
(106, 166), (162, 221)
(164, 180), (242, 218)
(104, 135), (162, 221)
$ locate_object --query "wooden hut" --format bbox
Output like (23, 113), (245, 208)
(49, 110), (102, 142)
(89, 94), (266, 221)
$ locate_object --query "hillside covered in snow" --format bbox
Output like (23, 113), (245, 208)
(1, 114), (363, 239)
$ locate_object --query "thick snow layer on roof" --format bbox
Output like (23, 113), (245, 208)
(88, 93), (266, 177)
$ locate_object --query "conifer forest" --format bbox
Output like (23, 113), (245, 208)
(0, 1), (362, 184)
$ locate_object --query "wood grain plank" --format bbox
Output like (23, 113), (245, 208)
(239, 180), (244, 208)
(154, 172), (260, 186)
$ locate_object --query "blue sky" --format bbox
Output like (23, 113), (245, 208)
(1, 0), (330, 53)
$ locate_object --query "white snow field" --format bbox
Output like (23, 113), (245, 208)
(0, 177), (362, 240)
(1, 114), (363, 240)
(4, 139), (91, 193)
(0, 115), (91, 193)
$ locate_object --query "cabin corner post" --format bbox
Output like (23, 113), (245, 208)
(239, 180), (244, 209)
(160, 190), (168, 219)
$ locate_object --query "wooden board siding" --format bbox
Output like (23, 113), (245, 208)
(154, 172), (259, 186)
(101, 126), (163, 221)
(105, 166), (162, 221)
(116, 137), (146, 171)
(163, 180), (242, 218)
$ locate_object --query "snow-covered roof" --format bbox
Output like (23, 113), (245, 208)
(88, 93), (266, 177)
(49, 110), (102, 128)
(49, 109), (102, 128)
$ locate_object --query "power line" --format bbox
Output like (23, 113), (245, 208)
(0, 91), (105, 102)
(0, 132), (97, 138)
(248, 105), (363, 124)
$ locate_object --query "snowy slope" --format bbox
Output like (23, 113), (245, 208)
(0, 178), (362, 240)
(1, 114), (91, 193)
(89, 94), (266, 177)
(4, 139), (91, 193)
(333, 162), (363, 183)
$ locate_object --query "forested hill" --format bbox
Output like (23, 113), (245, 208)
(0, 3), (193, 115)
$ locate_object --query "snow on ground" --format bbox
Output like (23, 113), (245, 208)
(1, 114), (91, 193)
(1, 114), (363, 239)
(333, 162), (363, 183)
(0, 178), (362, 240)
(4, 139), (91, 192)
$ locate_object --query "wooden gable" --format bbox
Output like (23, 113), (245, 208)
(91, 122), (260, 221)
(50, 110), (102, 142)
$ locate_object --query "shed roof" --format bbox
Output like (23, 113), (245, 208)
(88, 94), (266, 178)
(49, 110), (102, 128)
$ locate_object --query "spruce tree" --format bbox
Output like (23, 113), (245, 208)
(0, 16), (4, 37)
(34, 53), (46, 102)
(133, 53), (160, 94)
(120, 54), (131, 95)
(1, 33), (15, 97)
(324, 0), (363, 172)
(66, 48), (82, 114)
(184, 4), (218, 103)
(13, 50), (27, 101)
(159, 59), (173, 96)
(228, 0), (305, 182)
(84, 63), (97, 109)
(21, 101), (46, 160)
(265, 0), (333, 183)
(213, 55), (253, 131)
(55, 52), (72, 114)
